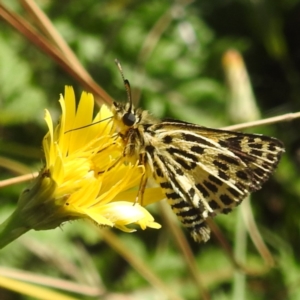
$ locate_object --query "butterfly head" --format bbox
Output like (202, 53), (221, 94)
(120, 101), (137, 126)
(111, 101), (141, 135)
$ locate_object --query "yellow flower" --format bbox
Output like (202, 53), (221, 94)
(0, 86), (163, 249)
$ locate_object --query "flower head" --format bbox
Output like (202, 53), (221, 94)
(0, 86), (163, 248)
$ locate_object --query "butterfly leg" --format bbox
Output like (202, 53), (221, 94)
(98, 155), (122, 174)
(134, 152), (148, 206)
(135, 173), (148, 206)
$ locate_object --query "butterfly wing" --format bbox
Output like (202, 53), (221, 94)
(143, 121), (284, 242)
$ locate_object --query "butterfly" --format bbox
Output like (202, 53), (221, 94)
(111, 60), (284, 242)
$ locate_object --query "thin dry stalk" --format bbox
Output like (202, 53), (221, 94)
(241, 200), (275, 267)
(0, 3), (113, 105)
(223, 112), (300, 131)
(100, 229), (184, 300)
(159, 202), (211, 300)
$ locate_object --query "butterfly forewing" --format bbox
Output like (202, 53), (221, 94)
(190, 125), (284, 191)
(140, 122), (283, 242)
(111, 98), (284, 243)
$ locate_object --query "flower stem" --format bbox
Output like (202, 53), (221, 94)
(0, 208), (30, 249)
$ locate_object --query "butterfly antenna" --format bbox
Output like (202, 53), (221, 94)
(115, 59), (133, 112)
(65, 116), (113, 133)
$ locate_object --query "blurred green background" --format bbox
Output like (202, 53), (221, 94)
(1, 0), (300, 299)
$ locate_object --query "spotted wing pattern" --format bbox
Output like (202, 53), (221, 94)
(142, 121), (284, 242)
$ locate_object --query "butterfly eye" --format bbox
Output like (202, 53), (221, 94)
(123, 112), (136, 126)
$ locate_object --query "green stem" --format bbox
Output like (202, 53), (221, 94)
(0, 208), (30, 249)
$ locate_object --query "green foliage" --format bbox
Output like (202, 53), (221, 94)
(1, 0), (300, 299)
(0, 35), (47, 125)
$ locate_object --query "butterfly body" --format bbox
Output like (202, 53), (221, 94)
(110, 59), (284, 242)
